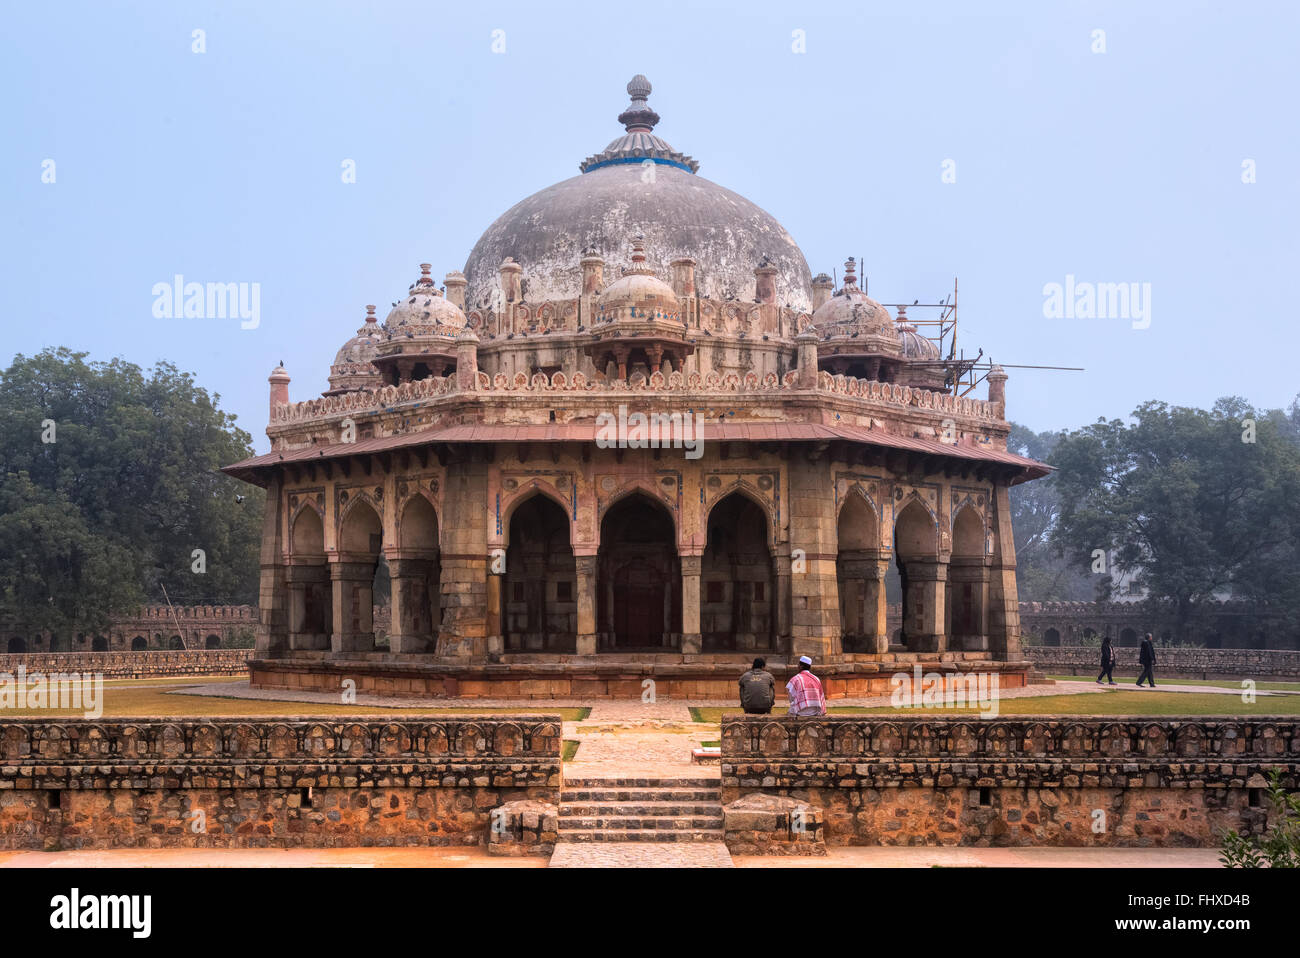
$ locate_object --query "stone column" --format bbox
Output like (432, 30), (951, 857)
(680, 554), (702, 654)
(485, 570), (503, 655)
(255, 475), (289, 655)
(902, 559), (948, 653)
(330, 559), (377, 654)
(286, 562), (330, 651)
(773, 552), (792, 652)
(388, 557), (436, 653)
(788, 459), (841, 661)
(986, 483), (1022, 659)
(947, 558), (989, 652)
(869, 558), (890, 653)
(837, 550), (875, 652)
(574, 554), (598, 655)
(435, 459), (491, 660)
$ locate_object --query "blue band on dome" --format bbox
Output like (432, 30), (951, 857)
(582, 155), (697, 174)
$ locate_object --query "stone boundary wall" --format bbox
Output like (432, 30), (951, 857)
(1024, 646), (1300, 679)
(720, 715), (1298, 849)
(0, 716), (562, 850)
(0, 649), (253, 678)
(3, 605), (256, 654)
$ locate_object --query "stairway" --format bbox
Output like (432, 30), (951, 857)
(558, 776), (724, 843)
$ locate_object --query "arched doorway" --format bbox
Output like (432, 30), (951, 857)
(1043, 628), (1061, 647)
(49, 634), (68, 652)
(169, 635), (184, 649)
(702, 492), (774, 652)
(946, 506), (988, 651)
(504, 494), (576, 652)
(288, 507), (331, 651)
(390, 495), (441, 653)
(92, 636), (109, 651)
(1119, 628), (1138, 647)
(204, 634), (221, 649)
(894, 499), (942, 652)
(335, 499), (383, 653)
(836, 490), (884, 653)
(598, 494), (680, 651)
(131, 636), (148, 651)
(6, 636), (26, 653)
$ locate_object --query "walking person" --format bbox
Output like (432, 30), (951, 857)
(786, 655), (826, 717)
(1096, 635), (1117, 685)
(738, 657), (775, 714)
(1136, 632), (1158, 688)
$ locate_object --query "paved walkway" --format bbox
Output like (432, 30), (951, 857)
(549, 842), (734, 867)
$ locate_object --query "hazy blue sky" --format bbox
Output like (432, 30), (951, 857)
(4, 1), (1297, 451)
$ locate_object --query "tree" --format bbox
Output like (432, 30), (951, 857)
(1220, 771), (1300, 868)
(1007, 423), (1095, 601)
(1050, 398), (1300, 629)
(0, 348), (264, 637)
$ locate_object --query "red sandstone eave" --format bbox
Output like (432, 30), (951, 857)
(221, 422), (1051, 486)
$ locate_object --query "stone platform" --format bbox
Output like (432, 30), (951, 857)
(248, 652), (1030, 700)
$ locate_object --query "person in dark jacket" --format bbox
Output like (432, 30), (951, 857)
(738, 658), (776, 714)
(1136, 632), (1157, 687)
(1096, 636), (1117, 685)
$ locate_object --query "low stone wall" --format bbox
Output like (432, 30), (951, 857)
(0, 649), (253, 679)
(0, 716), (561, 850)
(720, 715), (1297, 849)
(249, 653), (1028, 700)
(1025, 646), (1300, 680)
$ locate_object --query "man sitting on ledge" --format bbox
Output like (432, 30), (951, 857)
(786, 655), (826, 717)
(739, 657), (776, 714)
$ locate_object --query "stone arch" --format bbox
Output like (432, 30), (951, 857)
(1043, 627), (1061, 647)
(338, 498), (383, 556)
(1119, 627), (1138, 647)
(499, 484), (572, 548)
(168, 635), (184, 649)
(703, 479), (779, 547)
(701, 490), (774, 652)
(503, 492), (577, 652)
(289, 503), (325, 556)
(837, 487), (884, 653)
(6, 636), (26, 653)
(388, 492), (441, 654)
(92, 636), (109, 651)
(131, 635), (148, 651)
(597, 492), (681, 651)
(894, 497), (942, 651)
(947, 505), (988, 651)
(597, 480), (679, 545)
(335, 497), (384, 653)
(205, 634), (221, 649)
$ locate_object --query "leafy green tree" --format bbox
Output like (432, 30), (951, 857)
(1050, 398), (1300, 630)
(0, 348), (264, 636)
(1007, 423), (1095, 601)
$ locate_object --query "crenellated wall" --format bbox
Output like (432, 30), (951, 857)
(0, 716), (562, 850)
(720, 715), (1297, 849)
(1024, 645), (1300, 679)
(2, 605), (256, 654)
(0, 649), (252, 678)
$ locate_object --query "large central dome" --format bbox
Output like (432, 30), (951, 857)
(463, 76), (813, 314)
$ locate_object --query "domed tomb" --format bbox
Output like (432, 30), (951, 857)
(372, 264), (467, 385)
(463, 76), (813, 315)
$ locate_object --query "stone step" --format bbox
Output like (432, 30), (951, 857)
(563, 777), (720, 789)
(557, 829), (726, 843)
(561, 802), (721, 817)
(562, 788), (721, 803)
(559, 816), (725, 831)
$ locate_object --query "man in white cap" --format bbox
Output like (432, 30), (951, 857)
(786, 655), (826, 717)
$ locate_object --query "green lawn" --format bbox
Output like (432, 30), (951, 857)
(691, 692), (1300, 724)
(1048, 675), (1300, 692)
(562, 740), (580, 762)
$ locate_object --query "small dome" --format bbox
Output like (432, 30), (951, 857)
(810, 258), (897, 344)
(326, 306), (384, 395)
(895, 307), (940, 360)
(385, 264), (467, 333)
(596, 239), (681, 323)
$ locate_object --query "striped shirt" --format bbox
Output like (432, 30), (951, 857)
(786, 669), (826, 716)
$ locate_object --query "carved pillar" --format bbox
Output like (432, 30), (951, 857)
(388, 557), (436, 653)
(575, 554), (597, 655)
(836, 550), (874, 653)
(256, 475), (289, 655)
(869, 557), (890, 653)
(680, 554), (702, 655)
(330, 559), (377, 654)
(902, 559), (948, 653)
(773, 552), (792, 653)
(286, 562), (330, 651)
(485, 569), (503, 655)
(947, 557), (989, 652)
(986, 483), (1022, 659)
(788, 459), (841, 661)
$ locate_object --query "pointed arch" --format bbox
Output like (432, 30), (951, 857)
(597, 492), (681, 650)
(701, 490), (775, 652)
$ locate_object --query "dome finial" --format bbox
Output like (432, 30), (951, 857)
(364, 304), (377, 325)
(618, 74), (660, 133)
(843, 257), (858, 288)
